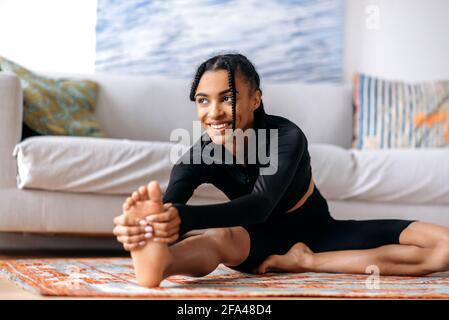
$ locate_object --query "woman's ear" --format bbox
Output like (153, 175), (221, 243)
(253, 89), (262, 111)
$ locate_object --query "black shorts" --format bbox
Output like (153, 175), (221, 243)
(232, 186), (416, 274)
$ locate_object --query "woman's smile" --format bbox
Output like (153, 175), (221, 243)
(206, 120), (233, 133)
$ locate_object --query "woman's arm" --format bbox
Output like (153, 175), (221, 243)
(286, 174), (314, 213)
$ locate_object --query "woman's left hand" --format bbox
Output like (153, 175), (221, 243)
(146, 204), (181, 244)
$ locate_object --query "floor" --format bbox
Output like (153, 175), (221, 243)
(0, 251), (323, 300)
(0, 251), (127, 300)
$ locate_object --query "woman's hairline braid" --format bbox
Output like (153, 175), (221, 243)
(190, 56), (260, 98)
(237, 57), (264, 113)
(189, 61), (207, 101)
(223, 59), (237, 131)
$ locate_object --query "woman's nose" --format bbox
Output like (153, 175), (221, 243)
(208, 101), (224, 117)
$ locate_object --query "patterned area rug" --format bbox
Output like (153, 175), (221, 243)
(1, 258), (449, 298)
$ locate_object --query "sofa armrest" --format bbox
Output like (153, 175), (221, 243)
(0, 72), (22, 188)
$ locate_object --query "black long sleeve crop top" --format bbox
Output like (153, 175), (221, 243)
(162, 111), (313, 235)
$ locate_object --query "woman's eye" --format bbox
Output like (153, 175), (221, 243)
(197, 98), (208, 104)
(223, 96), (232, 103)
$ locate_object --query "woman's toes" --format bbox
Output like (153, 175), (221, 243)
(124, 197), (135, 210)
(132, 191), (140, 202)
(257, 255), (281, 274)
(254, 263), (267, 274)
(147, 181), (163, 203)
(138, 186), (150, 201)
(266, 255), (282, 271)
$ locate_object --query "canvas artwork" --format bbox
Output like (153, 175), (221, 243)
(96, 0), (343, 82)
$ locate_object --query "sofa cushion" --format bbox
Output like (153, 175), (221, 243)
(0, 56), (104, 137)
(13, 136), (228, 201)
(262, 82), (353, 149)
(353, 73), (449, 149)
(13, 138), (449, 205)
(51, 73), (353, 148)
(309, 144), (449, 205)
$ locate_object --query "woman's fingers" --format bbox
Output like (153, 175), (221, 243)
(113, 214), (128, 226)
(117, 233), (150, 245)
(115, 201), (178, 250)
(142, 205), (180, 240)
(117, 226), (179, 247)
(113, 214), (140, 226)
(152, 226), (180, 238)
(151, 216), (180, 232)
(163, 203), (173, 210)
(153, 233), (179, 244)
(146, 207), (177, 223)
(113, 225), (148, 237)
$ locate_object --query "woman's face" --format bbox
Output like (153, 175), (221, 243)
(194, 69), (261, 145)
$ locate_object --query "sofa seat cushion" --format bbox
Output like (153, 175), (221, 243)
(309, 144), (449, 205)
(13, 138), (449, 206)
(13, 136), (228, 201)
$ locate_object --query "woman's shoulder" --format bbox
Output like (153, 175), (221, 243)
(264, 113), (307, 141)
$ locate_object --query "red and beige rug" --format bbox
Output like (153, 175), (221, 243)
(1, 257), (449, 298)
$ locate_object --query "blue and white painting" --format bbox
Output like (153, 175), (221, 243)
(96, 0), (343, 82)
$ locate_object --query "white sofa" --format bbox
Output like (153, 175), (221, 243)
(1, 72), (448, 249)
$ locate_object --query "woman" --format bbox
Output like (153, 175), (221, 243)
(113, 53), (449, 288)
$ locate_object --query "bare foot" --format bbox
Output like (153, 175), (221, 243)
(124, 184), (154, 213)
(254, 243), (314, 274)
(125, 181), (174, 287)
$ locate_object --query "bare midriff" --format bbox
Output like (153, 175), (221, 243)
(286, 175), (315, 213)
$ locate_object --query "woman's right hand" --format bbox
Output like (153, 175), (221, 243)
(113, 214), (150, 251)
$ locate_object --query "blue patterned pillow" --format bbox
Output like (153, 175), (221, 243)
(353, 73), (449, 149)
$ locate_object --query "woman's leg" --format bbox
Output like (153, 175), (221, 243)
(135, 226), (250, 287)
(256, 221), (449, 276)
(164, 227), (251, 277)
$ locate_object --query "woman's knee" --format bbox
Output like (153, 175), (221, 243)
(400, 221), (449, 249)
(204, 227), (248, 247)
(204, 227), (250, 266)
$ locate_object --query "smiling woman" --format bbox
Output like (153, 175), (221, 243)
(112, 53), (449, 288)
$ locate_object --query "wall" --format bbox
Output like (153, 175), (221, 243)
(1, 0), (449, 82)
(0, 0), (96, 74)
(344, 0), (449, 82)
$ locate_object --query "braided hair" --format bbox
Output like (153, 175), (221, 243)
(189, 53), (265, 131)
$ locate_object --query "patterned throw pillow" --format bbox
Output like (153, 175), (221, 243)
(353, 73), (449, 149)
(0, 56), (105, 137)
